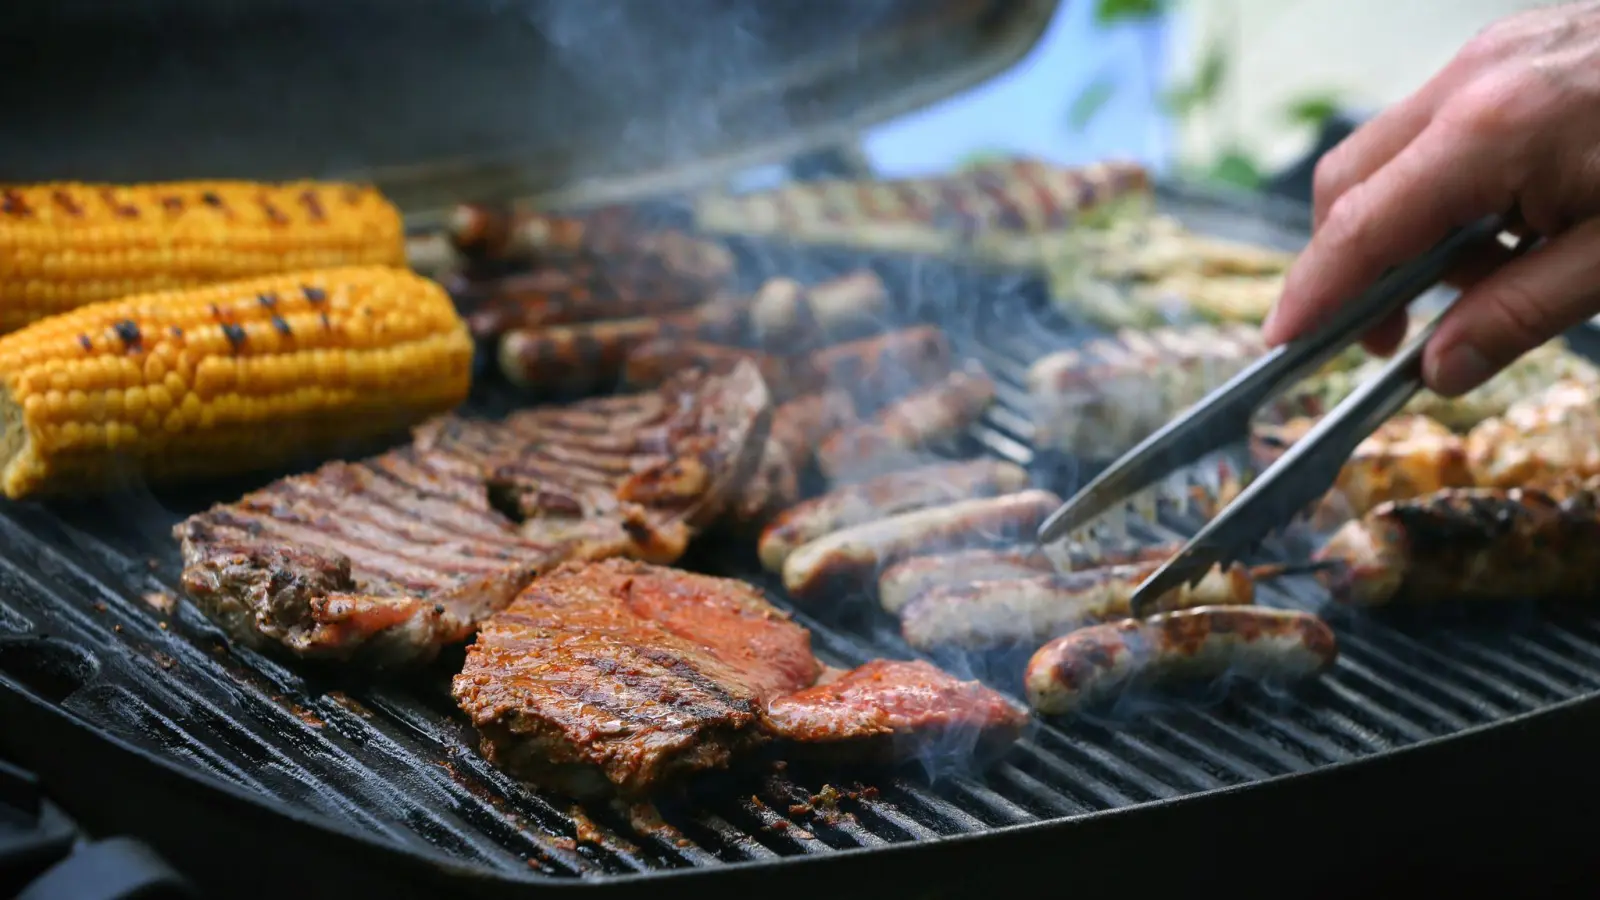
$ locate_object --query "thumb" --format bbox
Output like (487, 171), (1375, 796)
(1424, 218), (1600, 396)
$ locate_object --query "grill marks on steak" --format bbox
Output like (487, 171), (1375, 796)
(454, 560), (821, 797)
(454, 560), (1029, 797)
(175, 364), (773, 666)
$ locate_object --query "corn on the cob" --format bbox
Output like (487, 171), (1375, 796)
(0, 265), (473, 499)
(0, 181), (406, 333)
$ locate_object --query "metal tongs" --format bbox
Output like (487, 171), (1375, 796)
(1037, 212), (1524, 617)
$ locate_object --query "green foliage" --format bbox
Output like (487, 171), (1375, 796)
(1161, 41), (1227, 116)
(1094, 0), (1170, 24)
(1203, 148), (1264, 190)
(1284, 92), (1346, 128)
(1067, 73), (1119, 133)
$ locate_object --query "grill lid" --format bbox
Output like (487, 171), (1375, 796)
(2, 0), (1058, 215)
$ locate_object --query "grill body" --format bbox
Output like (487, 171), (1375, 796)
(3, 184), (1600, 897)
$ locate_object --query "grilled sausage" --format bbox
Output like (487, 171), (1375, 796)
(900, 562), (1254, 651)
(757, 459), (1030, 573)
(1316, 484), (1600, 607)
(749, 271), (891, 346)
(769, 389), (858, 467)
(1024, 606), (1338, 715)
(496, 305), (738, 393)
(781, 489), (1061, 602)
(877, 541), (1180, 614)
(623, 338), (801, 399)
(817, 364), (997, 482)
(465, 266), (711, 339)
(807, 325), (953, 410)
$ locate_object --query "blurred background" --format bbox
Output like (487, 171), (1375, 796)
(864, 0), (1544, 186)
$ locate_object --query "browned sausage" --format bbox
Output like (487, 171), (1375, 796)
(749, 270), (891, 346)
(497, 312), (706, 393)
(1024, 607), (1338, 715)
(899, 562), (1254, 652)
(756, 459), (1030, 573)
(817, 364), (996, 482)
(769, 390), (858, 468)
(877, 541), (1181, 614)
(780, 489), (1061, 602)
(807, 325), (953, 410)
(623, 338), (803, 399)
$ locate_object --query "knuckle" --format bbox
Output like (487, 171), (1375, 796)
(1311, 153), (1349, 207)
(1480, 280), (1555, 354)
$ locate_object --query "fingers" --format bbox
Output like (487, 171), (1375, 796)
(1359, 309), (1410, 357)
(1311, 93), (1437, 230)
(1425, 217), (1600, 395)
(1262, 113), (1516, 348)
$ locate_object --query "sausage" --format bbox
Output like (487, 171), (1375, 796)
(1315, 483), (1600, 607)
(780, 489), (1060, 602)
(756, 459), (1030, 573)
(464, 264), (716, 339)
(497, 312), (707, 393)
(1024, 606), (1338, 715)
(448, 205), (593, 261)
(900, 562), (1255, 652)
(749, 271), (891, 346)
(623, 337), (801, 398)
(817, 364), (996, 482)
(877, 541), (1180, 614)
(807, 325), (953, 411)
(769, 389), (858, 468)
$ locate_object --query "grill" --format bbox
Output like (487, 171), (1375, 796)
(4, 183), (1600, 898)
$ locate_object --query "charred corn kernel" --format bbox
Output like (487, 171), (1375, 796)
(0, 181), (406, 334)
(0, 265), (473, 499)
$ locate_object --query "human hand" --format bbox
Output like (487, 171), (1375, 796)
(1261, 0), (1600, 396)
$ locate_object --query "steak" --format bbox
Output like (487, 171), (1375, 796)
(175, 363), (773, 667)
(765, 660), (1030, 763)
(454, 559), (1029, 797)
(453, 559), (821, 797)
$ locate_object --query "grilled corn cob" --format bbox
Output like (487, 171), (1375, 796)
(0, 181), (406, 333)
(0, 265), (472, 499)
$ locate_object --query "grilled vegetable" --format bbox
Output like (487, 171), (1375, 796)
(0, 266), (473, 499)
(1316, 484), (1600, 607)
(0, 181), (405, 334)
(1024, 607), (1338, 715)
(1466, 378), (1600, 488)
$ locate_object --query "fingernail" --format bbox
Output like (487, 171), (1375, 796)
(1428, 343), (1493, 396)
(1261, 302), (1280, 340)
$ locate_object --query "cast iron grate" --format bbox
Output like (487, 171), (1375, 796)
(3, 185), (1600, 880)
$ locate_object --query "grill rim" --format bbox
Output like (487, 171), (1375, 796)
(4, 177), (1600, 896)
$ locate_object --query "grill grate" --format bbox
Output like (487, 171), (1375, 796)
(4, 186), (1600, 884)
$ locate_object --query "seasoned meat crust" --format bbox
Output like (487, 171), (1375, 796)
(453, 560), (820, 797)
(175, 363), (773, 667)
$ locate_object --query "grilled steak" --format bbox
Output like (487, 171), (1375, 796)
(454, 560), (821, 798)
(765, 659), (1030, 762)
(175, 363), (773, 667)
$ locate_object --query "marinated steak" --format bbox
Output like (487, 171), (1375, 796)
(453, 560), (820, 797)
(765, 660), (1030, 762)
(455, 559), (1028, 796)
(175, 363), (773, 667)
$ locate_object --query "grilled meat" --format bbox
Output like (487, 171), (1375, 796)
(899, 562), (1255, 652)
(817, 364), (998, 482)
(757, 459), (1030, 573)
(764, 659), (1029, 762)
(749, 271), (891, 347)
(781, 490), (1061, 603)
(175, 363), (773, 666)
(1466, 378), (1600, 489)
(624, 337), (803, 399)
(1024, 607), (1338, 715)
(1252, 414), (1475, 527)
(496, 308), (733, 394)
(1315, 484), (1600, 608)
(453, 560), (821, 798)
(725, 436), (804, 530)
(769, 389), (859, 469)
(877, 541), (1180, 614)
(1028, 323), (1331, 459)
(807, 325), (953, 411)
(449, 204), (733, 276)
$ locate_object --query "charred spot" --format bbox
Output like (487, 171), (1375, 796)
(319, 311), (332, 332)
(271, 315), (293, 337)
(112, 320), (142, 349)
(432, 603), (446, 616)
(208, 303), (223, 320)
(256, 293), (278, 309)
(302, 286), (326, 305)
(342, 186), (366, 205)
(201, 191), (224, 207)
(100, 188), (139, 219)
(261, 201), (289, 225)
(169, 326), (184, 339)
(221, 322), (247, 350)
(51, 190), (83, 217)
(160, 196), (185, 214)
(298, 190), (326, 221)
(77, 334), (93, 352)
(2, 190), (32, 217)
